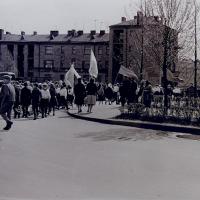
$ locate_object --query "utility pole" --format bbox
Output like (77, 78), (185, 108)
(163, 19), (168, 113)
(194, 1), (198, 98)
(140, 13), (144, 81)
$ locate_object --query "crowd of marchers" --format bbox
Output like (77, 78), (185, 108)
(0, 74), (194, 130)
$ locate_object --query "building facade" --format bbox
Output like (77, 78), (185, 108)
(0, 29), (109, 82)
(108, 12), (178, 85)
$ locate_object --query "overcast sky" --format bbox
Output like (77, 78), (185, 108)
(0, 0), (140, 34)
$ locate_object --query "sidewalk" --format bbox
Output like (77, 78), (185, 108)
(68, 104), (200, 134)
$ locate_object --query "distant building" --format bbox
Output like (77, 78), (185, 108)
(177, 59), (200, 88)
(108, 12), (178, 85)
(0, 12), (179, 84)
(0, 29), (109, 82)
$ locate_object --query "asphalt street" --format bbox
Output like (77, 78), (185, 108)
(0, 110), (200, 200)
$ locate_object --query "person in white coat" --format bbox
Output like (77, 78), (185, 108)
(40, 83), (51, 118)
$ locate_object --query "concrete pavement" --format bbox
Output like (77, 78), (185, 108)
(0, 110), (200, 199)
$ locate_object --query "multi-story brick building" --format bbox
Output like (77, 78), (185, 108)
(108, 12), (178, 85)
(0, 29), (109, 82)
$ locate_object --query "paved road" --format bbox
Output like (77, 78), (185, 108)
(0, 110), (200, 200)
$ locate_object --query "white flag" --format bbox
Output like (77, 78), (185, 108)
(89, 49), (98, 78)
(118, 65), (138, 80)
(64, 64), (81, 87)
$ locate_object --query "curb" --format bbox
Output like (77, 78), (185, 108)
(67, 111), (200, 134)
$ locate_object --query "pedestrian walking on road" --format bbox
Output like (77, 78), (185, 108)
(32, 83), (41, 120)
(49, 83), (57, 116)
(97, 83), (105, 105)
(59, 83), (68, 109)
(74, 78), (86, 113)
(13, 82), (21, 118)
(0, 75), (16, 130)
(21, 82), (32, 118)
(40, 83), (51, 118)
(86, 78), (97, 113)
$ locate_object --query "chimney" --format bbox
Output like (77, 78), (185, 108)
(99, 30), (105, 36)
(21, 31), (25, 40)
(77, 30), (83, 36)
(67, 30), (72, 36)
(154, 16), (159, 22)
(137, 11), (143, 25)
(71, 29), (76, 37)
(121, 17), (126, 22)
(0, 29), (4, 40)
(50, 30), (59, 37)
(33, 31), (37, 35)
(90, 30), (96, 35)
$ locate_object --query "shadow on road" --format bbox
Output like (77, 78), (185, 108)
(77, 128), (170, 142)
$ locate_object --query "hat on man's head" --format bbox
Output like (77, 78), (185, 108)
(3, 75), (11, 80)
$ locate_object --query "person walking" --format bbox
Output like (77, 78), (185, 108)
(20, 82), (32, 118)
(0, 75), (16, 130)
(127, 78), (138, 104)
(97, 83), (105, 105)
(74, 78), (86, 113)
(59, 83), (68, 109)
(13, 82), (21, 118)
(49, 83), (57, 116)
(104, 83), (113, 105)
(40, 83), (51, 118)
(143, 80), (153, 108)
(86, 78), (97, 113)
(31, 83), (41, 120)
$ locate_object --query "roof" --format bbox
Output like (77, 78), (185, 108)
(110, 19), (137, 27)
(0, 33), (109, 43)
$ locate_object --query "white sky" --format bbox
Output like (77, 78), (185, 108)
(0, 0), (140, 34)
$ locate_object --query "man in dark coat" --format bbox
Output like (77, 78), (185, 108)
(21, 82), (32, 118)
(127, 78), (137, 104)
(0, 75), (16, 130)
(74, 78), (86, 113)
(31, 83), (41, 120)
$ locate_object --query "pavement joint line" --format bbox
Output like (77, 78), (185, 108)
(67, 111), (200, 135)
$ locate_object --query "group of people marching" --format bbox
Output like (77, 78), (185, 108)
(13, 81), (74, 120)
(0, 73), (153, 130)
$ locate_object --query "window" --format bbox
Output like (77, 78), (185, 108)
(61, 46), (65, 54)
(84, 47), (91, 55)
(7, 44), (14, 58)
(98, 61), (102, 68)
(28, 45), (34, 58)
(60, 60), (65, 68)
(45, 46), (53, 55)
(106, 46), (109, 55)
(82, 61), (85, 69)
(60, 74), (64, 80)
(72, 46), (76, 54)
(28, 59), (34, 69)
(44, 60), (54, 69)
(71, 58), (76, 63)
(105, 60), (109, 68)
(98, 47), (103, 55)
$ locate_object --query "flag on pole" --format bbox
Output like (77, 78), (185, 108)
(118, 65), (138, 80)
(89, 49), (98, 78)
(64, 63), (81, 87)
(167, 68), (184, 83)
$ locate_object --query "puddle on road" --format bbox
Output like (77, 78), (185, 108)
(176, 134), (200, 141)
(77, 128), (174, 142)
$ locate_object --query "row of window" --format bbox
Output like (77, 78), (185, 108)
(44, 60), (109, 69)
(45, 46), (109, 55)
